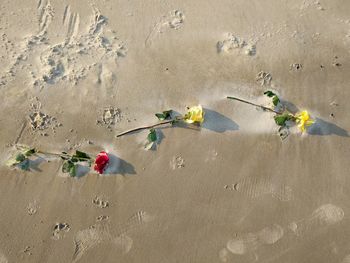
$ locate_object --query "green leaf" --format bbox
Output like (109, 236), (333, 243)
(155, 113), (165, 120)
(24, 148), (36, 157)
(62, 160), (74, 173)
(7, 153), (30, 169)
(147, 129), (157, 142)
(274, 113), (293, 126)
(69, 164), (77, 177)
(74, 150), (91, 159)
(155, 110), (172, 120)
(264, 90), (276, 97)
(144, 129), (157, 150)
(15, 153), (26, 163)
(272, 95), (280, 106)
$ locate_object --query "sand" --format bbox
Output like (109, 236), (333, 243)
(0, 0), (350, 262)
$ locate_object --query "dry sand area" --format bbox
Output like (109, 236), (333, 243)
(0, 0), (350, 262)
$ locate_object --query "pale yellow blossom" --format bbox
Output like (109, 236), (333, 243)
(184, 105), (205, 124)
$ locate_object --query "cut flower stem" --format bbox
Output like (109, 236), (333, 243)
(226, 96), (282, 114)
(116, 117), (183, 138)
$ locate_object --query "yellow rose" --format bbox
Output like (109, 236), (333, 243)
(184, 105), (205, 124)
(295, 110), (315, 132)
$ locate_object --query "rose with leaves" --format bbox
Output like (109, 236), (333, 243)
(7, 145), (110, 177)
(227, 91), (315, 139)
(117, 105), (205, 149)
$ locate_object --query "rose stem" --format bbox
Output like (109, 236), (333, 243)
(36, 151), (91, 160)
(226, 96), (281, 114)
(116, 118), (180, 138)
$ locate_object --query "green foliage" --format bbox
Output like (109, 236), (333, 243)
(148, 129), (157, 142)
(264, 90), (280, 106)
(6, 145), (91, 176)
(6, 145), (37, 170)
(74, 150), (91, 159)
(62, 160), (77, 177)
(155, 110), (173, 121)
(272, 95), (280, 106)
(145, 129), (157, 150)
(61, 150), (91, 177)
(274, 112), (294, 126)
(264, 90), (276, 97)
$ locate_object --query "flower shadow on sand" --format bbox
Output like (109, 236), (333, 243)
(307, 118), (349, 137)
(201, 108), (239, 133)
(279, 100), (349, 137)
(103, 153), (136, 176)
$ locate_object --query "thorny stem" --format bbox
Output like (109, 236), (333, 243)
(116, 117), (183, 137)
(227, 96), (282, 114)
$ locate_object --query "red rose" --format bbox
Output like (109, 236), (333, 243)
(94, 151), (109, 174)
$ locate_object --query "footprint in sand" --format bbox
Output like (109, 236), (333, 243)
(256, 71), (272, 86)
(227, 175), (293, 202)
(27, 200), (39, 215)
(52, 222), (70, 240)
(217, 33), (256, 56)
(220, 204), (344, 261)
(0, 0), (53, 86)
(96, 107), (122, 130)
(28, 97), (61, 135)
(72, 210), (153, 262)
(1, 0), (126, 88)
(145, 10), (185, 47)
(342, 254), (350, 263)
(0, 252), (8, 263)
(92, 196), (109, 208)
(170, 156), (185, 170)
(96, 64), (117, 97)
(219, 224), (284, 261)
(288, 204), (344, 236)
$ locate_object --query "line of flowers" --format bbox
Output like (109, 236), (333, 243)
(6, 91), (315, 176)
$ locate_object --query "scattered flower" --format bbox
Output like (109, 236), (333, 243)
(227, 91), (316, 139)
(116, 105), (206, 150)
(184, 105), (205, 124)
(295, 110), (315, 132)
(6, 145), (94, 177)
(94, 151), (109, 174)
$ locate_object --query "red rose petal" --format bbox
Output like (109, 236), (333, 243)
(94, 151), (109, 174)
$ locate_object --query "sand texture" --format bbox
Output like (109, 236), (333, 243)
(1, 0), (350, 262)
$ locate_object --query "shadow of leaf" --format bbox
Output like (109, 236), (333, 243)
(104, 153), (136, 176)
(145, 129), (165, 151)
(307, 118), (349, 137)
(75, 164), (90, 178)
(26, 157), (46, 172)
(16, 157), (46, 172)
(202, 108), (239, 133)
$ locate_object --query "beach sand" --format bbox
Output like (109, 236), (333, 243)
(0, 0), (350, 262)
